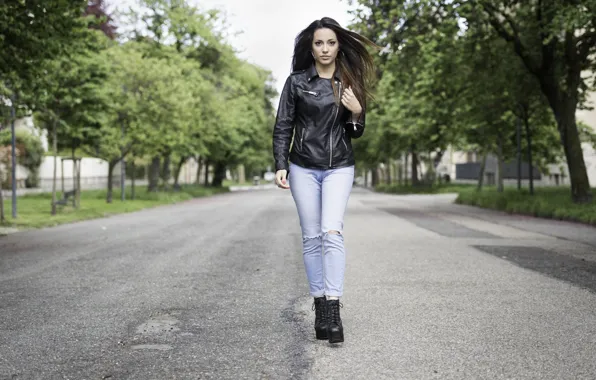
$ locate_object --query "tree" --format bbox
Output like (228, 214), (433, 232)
(0, 0), (90, 108)
(348, 0), (595, 202)
(34, 27), (111, 212)
(460, 0), (595, 202)
(119, 0), (276, 189)
(85, 0), (118, 39)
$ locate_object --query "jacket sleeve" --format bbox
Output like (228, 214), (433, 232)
(272, 75), (296, 172)
(345, 107), (365, 139)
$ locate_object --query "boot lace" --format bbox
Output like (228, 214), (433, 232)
(312, 300), (326, 322)
(328, 301), (343, 325)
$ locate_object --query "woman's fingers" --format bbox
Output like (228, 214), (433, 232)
(276, 170), (289, 189)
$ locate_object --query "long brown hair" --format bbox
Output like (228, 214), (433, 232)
(292, 17), (379, 108)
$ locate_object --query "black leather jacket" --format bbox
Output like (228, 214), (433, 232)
(272, 64), (365, 172)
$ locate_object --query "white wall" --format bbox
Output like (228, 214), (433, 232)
(38, 156), (111, 191)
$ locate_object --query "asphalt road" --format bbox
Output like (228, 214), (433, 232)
(1, 188), (596, 380)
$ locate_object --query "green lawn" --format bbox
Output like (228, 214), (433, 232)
(374, 182), (478, 194)
(455, 186), (596, 225)
(0, 185), (229, 229)
(374, 183), (596, 226)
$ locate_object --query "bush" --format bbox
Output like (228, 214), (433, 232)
(0, 128), (45, 188)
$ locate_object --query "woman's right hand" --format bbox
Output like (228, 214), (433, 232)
(275, 169), (290, 189)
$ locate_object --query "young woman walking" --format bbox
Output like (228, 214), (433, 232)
(272, 17), (377, 344)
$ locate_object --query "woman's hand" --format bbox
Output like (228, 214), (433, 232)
(341, 86), (362, 115)
(275, 169), (290, 189)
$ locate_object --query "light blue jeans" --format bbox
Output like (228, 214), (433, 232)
(289, 162), (355, 297)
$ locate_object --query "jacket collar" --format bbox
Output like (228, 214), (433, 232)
(306, 63), (342, 82)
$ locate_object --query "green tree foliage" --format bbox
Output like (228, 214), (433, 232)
(119, 0), (276, 190)
(348, 0), (595, 203)
(1, 0), (277, 214)
(0, 0), (91, 107)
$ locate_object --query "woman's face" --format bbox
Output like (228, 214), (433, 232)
(312, 27), (339, 66)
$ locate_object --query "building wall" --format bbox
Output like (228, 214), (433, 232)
(577, 90), (596, 187)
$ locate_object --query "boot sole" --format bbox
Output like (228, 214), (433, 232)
(315, 328), (329, 340)
(328, 330), (344, 343)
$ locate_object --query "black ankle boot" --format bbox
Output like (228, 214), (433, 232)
(326, 299), (344, 343)
(313, 297), (328, 340)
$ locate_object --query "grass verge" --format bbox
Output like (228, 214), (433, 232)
(0, 185), (229, 230)
(454, 186), (596, 226)
(374, 182), (596, 226)
(374, 183), (477, 194)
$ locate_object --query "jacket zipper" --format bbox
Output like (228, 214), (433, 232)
(341, 134), (348, 150)
(302, 90), (318, 97)
(329, 82), (341, 167)
(300, 127), (305, 150)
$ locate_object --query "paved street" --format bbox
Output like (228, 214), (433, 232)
(1, 187), (596, 380)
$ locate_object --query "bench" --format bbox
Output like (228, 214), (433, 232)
(53, 190), (76, 206)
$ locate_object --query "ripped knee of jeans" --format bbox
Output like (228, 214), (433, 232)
(303, 234), (322, 242)
(323, 230), (343, 238)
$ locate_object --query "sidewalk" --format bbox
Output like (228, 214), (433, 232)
(302, 190), (596, 379)
(0, 226), (19, 236)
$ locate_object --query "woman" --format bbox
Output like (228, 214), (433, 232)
(272, 17), (377, 344)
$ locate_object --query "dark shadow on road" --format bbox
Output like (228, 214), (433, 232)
(474, 245), (596, 294)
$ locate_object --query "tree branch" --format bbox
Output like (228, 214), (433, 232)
(577, 30), (596, 61)
(480, 2), (540, 75)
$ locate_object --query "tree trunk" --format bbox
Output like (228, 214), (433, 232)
(204, 159), (210, 186)
(75, 159), (81, 208)
(107, 160), (117, 203)
(148, 155), (160, 192)
(411, 151), (419, 186)
(161, 153), (171, 190)
(516, 114), (522, 191)
(385, 162), (391, 184)
(120, 156), (126, 202)
(71, 147), (77, 207)
(497, 134), (504, 193)
(211, 161), (226, 187)
(557, 104), (590, 202)
(238, 164), (246, 184)
(195, 155), (203, 185)
(432, 150), (444, 185)
(433, 150), (444, 171)
(51, 121), (58, 216)
(524, 116), (534, 195)
(477, 152), (488, 192)
(173, 157), (186, 190)
(131, 159), (136, 200)
(404, 153), (409, 186)
(371, 167), (379, 187)
(541, 74), (592, 203)
(0, 166), (4, 223)
(397, 158), (403, 186)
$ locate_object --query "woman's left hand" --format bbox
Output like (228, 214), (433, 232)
(341, 86), (362, 115)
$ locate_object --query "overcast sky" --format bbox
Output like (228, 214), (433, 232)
(107, 0), (358, 101)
